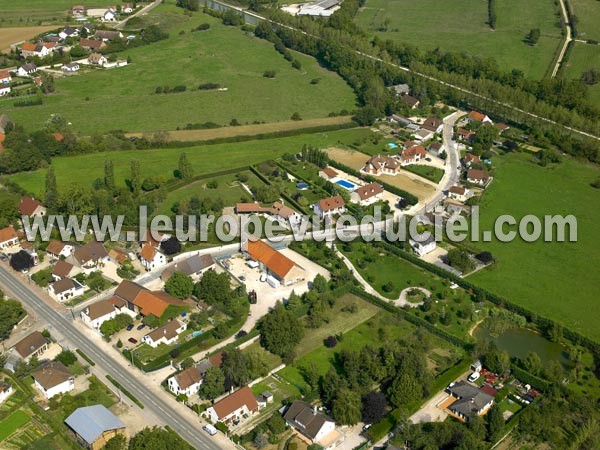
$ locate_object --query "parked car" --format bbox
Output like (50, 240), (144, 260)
(468, 372), (481, 383)
(126, 324), (134, 331)
(136, 324), (146, 331)
(203, 424), (217, 436)
(128, 337), (138, 344)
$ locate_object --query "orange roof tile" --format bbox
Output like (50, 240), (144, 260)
(246, 240), (296, 279)
(140, 243), (156, 261)
(0, 226), (18, 244)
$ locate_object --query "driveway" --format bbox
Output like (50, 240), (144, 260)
(409, 390), (450, 424)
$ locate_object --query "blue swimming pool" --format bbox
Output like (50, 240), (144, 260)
(336, 179), (357, 190)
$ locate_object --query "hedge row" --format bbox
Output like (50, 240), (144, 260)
(326, 159), (418, 205)
(510, 364), (551, 392)
(379, 241), (600, 353)
(76, 349), (95, 366)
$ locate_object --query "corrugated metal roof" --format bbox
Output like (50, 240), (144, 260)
(65, 405), (125, 445)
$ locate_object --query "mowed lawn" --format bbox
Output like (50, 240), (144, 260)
(355, 0), (562, 78)
(8, 128), (371, 195)
(155, 171), (257, 215)
(571, 0), (600, 41)
(562, 43), (600, 107)
(470, 153), (600, 340)
(1, 6), (356, 133)
(0, 410), (30, 441)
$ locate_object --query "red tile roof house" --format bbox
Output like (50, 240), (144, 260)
(167, 366), (203, 396)
(32, 361), (74, 399)
(142, 319), (186, 348)
(51, 260), (77, 281)
(205, 386), (260, 425)
(463, 153), (481, 167)
(0, 69), (11, 85)
(421, 116), (444, 134)
(447, 185), (470, 202)
(242, 239), (305, 286)
(467, 110), (493, 125)
(139, 243), (167, 271)
(466, 169), (491, 187)
(0, 226), (19, 250)
(112, 280), (187, 319)
(400, 145), (427, 166)
(318, 167), (338, 180)
(69, 241), (109, 272)
(13, 331), (49, 361)
(361, 155), (399, 176)
(313, 195), (346, 220)
(350, 182), (384, 206)
(46, 240), (75, 259)
(19, 196), (46, 218)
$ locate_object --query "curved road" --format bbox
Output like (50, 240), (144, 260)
(0, 264), (230, 450)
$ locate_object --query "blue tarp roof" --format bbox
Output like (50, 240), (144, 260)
(65, 405), (125, 444)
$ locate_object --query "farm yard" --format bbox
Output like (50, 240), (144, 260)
(470, 152), (600, 341)
(325, 146), (437, 200)
(355, 0), (563, 78)
(1, 5), (356, 134)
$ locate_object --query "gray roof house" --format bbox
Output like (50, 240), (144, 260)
(161, 254), (215, 281)
(65, 405), (126, 449)
(283, 400), (337, 445)
(447, 381), (494, 421)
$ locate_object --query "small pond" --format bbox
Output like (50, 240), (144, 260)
(474, 325), (571, 367)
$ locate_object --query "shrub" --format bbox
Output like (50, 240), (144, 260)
(173, 84), (187, 92)
(292, 59), (302, 70)
(198, 82), (220, 90)
(324, 335), (337, 348)
(291, 112), (302, 121)
(310, 78), (320, 84)
(263, 70), (276, 78)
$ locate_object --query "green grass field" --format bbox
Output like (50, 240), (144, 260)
(571, 0), (600, 41)
(155, 171), (257, 215)
(8, 128), (370, 195)
(470, 152), (600, 341)
(0, 410), (30, 441)
(403, 164), (444, 183)
(355, 0), (563, 78)
(0, 5), (356, 133)
(0, 0), (117, 27)
(278, 310), (417, 390)
(562, 43), (600, 107)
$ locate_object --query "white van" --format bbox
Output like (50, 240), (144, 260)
(203, 424), (217, 436)
(468, 372), (481, 383)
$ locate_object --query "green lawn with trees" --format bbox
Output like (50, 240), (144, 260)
(562, 43), (600, 107)
(470, 152), (600, 340)
(2, 5), (356, 133)
(355, 0), (562, 78)
(7, 128), (370, 196)
(571, 0), (600, 41)
(0, 0), (117, 27)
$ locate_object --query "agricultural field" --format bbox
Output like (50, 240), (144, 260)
(8, 128), (372, 196)
(0, 26), (58, 51)
(1, 5), (356, 134)
(355, 0), (563, 78)
(470, 152), (600, 341)
(562, 43), (600, 107)
(571, 0), (600, 41)
(0, 374), (80, 449)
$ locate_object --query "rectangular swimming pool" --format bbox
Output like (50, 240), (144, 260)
(336, 179), (357, 190)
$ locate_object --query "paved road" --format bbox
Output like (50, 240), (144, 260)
(114, 0), (163, 30)
(552, 0), (572, 78)
(0, 264), (231, 450)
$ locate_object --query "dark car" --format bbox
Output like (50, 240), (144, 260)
(136, 324), (146, 331)
(128, 337), (138, 344)
(126, 324), (134, 331)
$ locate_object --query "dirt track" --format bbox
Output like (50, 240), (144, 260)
(0, 26), (58, 52)
(325, 147), (436, 200)
(125, 116), (355, 142)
